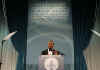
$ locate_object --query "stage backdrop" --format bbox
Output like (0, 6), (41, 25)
(27, 0), (74, 70)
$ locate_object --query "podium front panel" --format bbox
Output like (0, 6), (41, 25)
(38, 55), (64, 70)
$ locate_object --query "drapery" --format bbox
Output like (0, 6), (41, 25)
(72, 0), (96, 70)
(0, 0), (27, 69)
(0, 3), (18, 70)
(84, 2), (100, 70)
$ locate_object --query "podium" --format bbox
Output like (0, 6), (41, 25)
(38, 55), (64, 70)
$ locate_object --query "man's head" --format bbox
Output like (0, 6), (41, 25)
(48, 40), (54, 48)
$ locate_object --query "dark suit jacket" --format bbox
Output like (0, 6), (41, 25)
(41, 49), (64, 55)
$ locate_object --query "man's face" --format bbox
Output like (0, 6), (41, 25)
(48, 41), (54, 48)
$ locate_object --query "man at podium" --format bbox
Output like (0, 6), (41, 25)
(41, 40), (64, 55)
(39, 40), (64, 70)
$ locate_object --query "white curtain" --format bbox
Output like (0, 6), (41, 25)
(84, 3), (100, 70)
(0, 9), (18, 70)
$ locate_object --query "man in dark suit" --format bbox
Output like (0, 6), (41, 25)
(41, 40), (63, 55)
